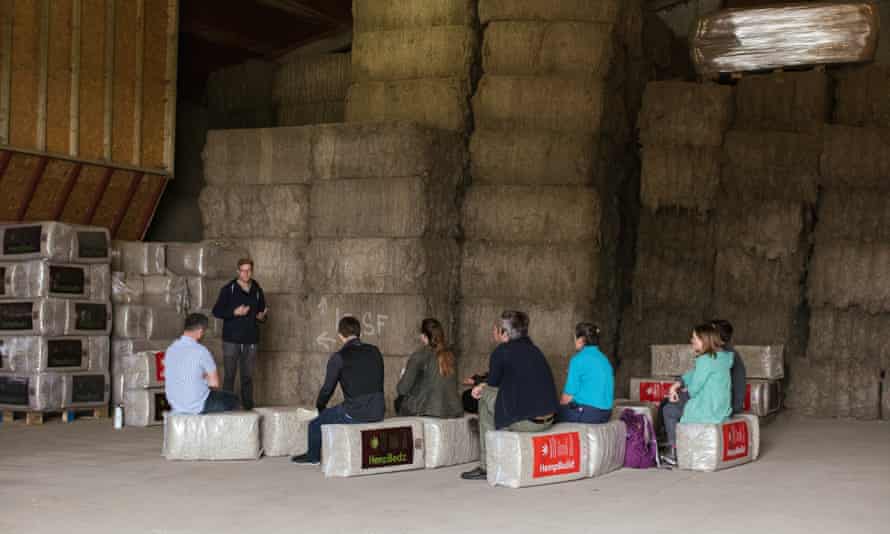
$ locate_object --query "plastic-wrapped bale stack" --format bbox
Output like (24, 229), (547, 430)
(346, 0), (478, 132)
(321, 418), (426, 477)
(275, 53), (351, 126)
(303, 122), (467, 414)
(462, 1), (646, 390)
(206, 59), (277, 129)
(619, 80), (733, 396)
(0, 222), (112, 420)
(790, 124), (890, 419)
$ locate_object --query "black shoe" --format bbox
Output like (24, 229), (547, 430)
(460, 466), (487, 480)
(660, 453), (677, 469)
(290, 454), (319, 465)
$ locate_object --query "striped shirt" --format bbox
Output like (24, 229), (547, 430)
(164, 336), (216, 414)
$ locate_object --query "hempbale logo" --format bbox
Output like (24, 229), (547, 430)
(49, 266), (86, 295)
(361, 426), (414, 469)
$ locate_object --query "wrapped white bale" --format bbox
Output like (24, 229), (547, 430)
(0, 299), (111, 336)
(352, 27), (477, 82)
(112, 304), (183, 340)
(70, 225), (111, 264)
(808, 242), (890, 313)
(111, 273), (189, 309)
(820, 125), (890, 188)
(0, 261), (110, 301)
(110, 241), (166, 275)
(346, 79), (471, 132)
(611, 399), (658, 428)
(0, 372), (66, 411)
(163, 412), (262, 461)
(124, 387), (169, 427)
(185, 276), (229, 311)
(677, 414), (760, 472)
(585, 420), (627, 478)
(165, 241), (248, 278)
(486, 424), (590, 488)
(691, 2), (879, 76)
(651, 345), (785, 381)
(637, 82), (734, 148)
(353, 0), (476, 32)
(745, 380), (782, 417)
(0, 222), (76, 262)
(114, 350), (165, 388)
(640, 145), (721, 212)
(629, 377), (679, 403)
(199, 185), (311, 239)
(420, 415), (480, 468)
(62, 372), (109, 408)
(321, 418), (426, 477)
(111, 338), (174, 360)
(253, 406), (318, 457)
(0, 336), (109, 373)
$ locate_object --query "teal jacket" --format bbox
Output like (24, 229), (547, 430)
(680, 351), (733, 424)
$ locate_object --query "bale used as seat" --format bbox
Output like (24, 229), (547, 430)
(677, 414), (760, 472)
(585, 420), (627, 478)
(254, 406), (318, 457)
(420, 415), (480, 468)
(486, 423), (590, 488)
(321, 418), (426, 477)
(163, 412), (262, 461)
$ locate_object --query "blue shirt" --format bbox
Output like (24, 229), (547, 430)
(164, 336), (217, 414)
(563, 345), (614, 410)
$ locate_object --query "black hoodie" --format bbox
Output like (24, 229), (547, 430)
(211, 279), (266, 344)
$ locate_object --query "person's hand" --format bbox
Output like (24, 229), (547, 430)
(669, 382), (681, 403)
(257, 308), (269, 320)
(463, 376), (475, 386)
(234, 305), (250, 317)
(471, 384), (485, 400)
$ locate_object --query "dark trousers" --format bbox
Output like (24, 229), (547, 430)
(201, 390), (240, 414)
(223, 342), (257, 410)
(306, 404), (355, 462)
(462, 388), (479, 414)
(662, 391), (690, 447)
(558, 402), (612, 424)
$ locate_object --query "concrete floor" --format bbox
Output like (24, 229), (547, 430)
(1, 414), (888, 534)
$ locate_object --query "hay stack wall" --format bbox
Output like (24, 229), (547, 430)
(463, 0), (646, 392)
(275, 53), (352, 126)
(206, 60), (278, 130)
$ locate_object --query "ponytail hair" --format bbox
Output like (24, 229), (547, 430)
(421, 318), (455, 377)
(692, 322), (724, 357)
(575, 322), (600, 346)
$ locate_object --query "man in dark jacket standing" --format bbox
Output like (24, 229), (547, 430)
(212, 258), (267, 410)
(461, 310), (559, 481)
(291, 316), (385, 465)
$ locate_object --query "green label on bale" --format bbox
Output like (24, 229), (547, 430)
(361, 426), (414, 469)
(50, 266), (86, 295)
(3, 226), (42, 255)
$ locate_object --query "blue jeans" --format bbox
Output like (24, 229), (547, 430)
(306, 404), (355, 462)
(201, 390), (240, 414)
(558, 402), (612, 424)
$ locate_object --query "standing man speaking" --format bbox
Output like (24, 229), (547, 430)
(212, 258), (268, 410)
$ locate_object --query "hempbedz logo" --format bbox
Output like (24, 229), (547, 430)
(361, 426), (414, 469)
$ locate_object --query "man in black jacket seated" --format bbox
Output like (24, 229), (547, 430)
(291, 316), (385, 465)
(461, 310), (559, 481)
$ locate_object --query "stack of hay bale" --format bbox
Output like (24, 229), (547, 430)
(619, 81), (734, 396)
(0, 222), (112, 422)
(303, 122), (467, 414)
(790, 70), (890, 419)
(200, 127), (311, 406)
(462, 0), (645, 390)
(205, 59), (277, 130)
(346, 0), (478, 132)
(275, 53), (351, 126)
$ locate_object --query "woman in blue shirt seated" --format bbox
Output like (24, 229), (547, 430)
(557, 322), (614, 424)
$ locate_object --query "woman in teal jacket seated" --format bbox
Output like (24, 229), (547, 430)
(557, 322), (614, 424)
(661, 322), (733, 467)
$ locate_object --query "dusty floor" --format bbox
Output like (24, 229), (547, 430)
(1, 413), (888, 534)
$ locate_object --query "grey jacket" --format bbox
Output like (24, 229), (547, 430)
(396, 347), (463, 418)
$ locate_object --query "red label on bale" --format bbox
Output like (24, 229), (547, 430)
(638, 381), (675, 402)
(744, 383), (752, 412)
(532, 432), (581, 478)
(155, 351), (165, 382)
(722, 421), (749, 462)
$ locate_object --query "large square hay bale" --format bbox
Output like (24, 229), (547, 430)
(638, 82), (734, 147)
(734, 70), (829, 133)
(420, 415), (481, 468)
(0, 335), (108, 374)
(346, 79), (471, 132)
(124, 388), (169, 427)
(353, 0), (476, 33)
(321, 418), (426, 477)
(112, 304), (183, 340)
(0, 299), (111, 336)
(163, 412), (262, 461)
(479, 0), (623, 24)
(165, 241), (248, 278)
(486, 423), (590, 488)
(808, 242), (890, 313)
(0, 372), (65, 411)
(640, 145), (721, 212)
(713, 248), (804, 307)
(585, 420), (627, 478)
(199, 185), (310, 239)
(834, 64), (890, 128)
(815, 188), (890, 244)
(111, 240), (166, 275)
(1, 261), (109, 301)
(677, 415), (760, 471)
(715, 200), (807, 259)
(353, 27), (477, 82)
(806, 307), (890, 370)
(274, 53), (351, 104)
(820, 125), (890, 187)
(254, 406), (318, 457)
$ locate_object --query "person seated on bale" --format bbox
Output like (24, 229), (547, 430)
(557, 322), (614, 424)
(394, 318), (463, 418)
(660, 322), (733, 468)
(461, 310), (559, 481)
(712, 319), (747, 415)
(291, 316), (385, 465)
(165, 313), (240, 414)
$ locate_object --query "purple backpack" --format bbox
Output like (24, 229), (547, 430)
(620, 409), (657, 469)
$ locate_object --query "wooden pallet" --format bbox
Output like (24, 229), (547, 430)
(1, 406), (109, 426)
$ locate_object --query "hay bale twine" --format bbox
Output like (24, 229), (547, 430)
(199, 184), (310, 239)
(820, 125), (890, 188)
(637, 81), (734, 147)
(734, 70), (829, 133)
(833, 64), (890, 128)
(352, 27), (477, 82)
(808, 242), (890, 313)
(353, 0), (476, 33)
(346, 79), (471, 132)
(640, 145), (721, 212)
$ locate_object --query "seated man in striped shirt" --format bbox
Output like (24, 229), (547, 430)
(165, 313), (239, 415)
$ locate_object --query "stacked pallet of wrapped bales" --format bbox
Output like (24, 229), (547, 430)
(346, 0), (479, 132)
(206, 60), (277, 129)
(0, 223), (112, 419)
(462, 0), (646, 392)
(304, 122), (467, 414)
(275, 53), (351, 126)
(619, 81), (733, 395)
(790, 124), (890, 420)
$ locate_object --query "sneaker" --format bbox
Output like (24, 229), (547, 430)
(460, 466), (487, 480)
(290, 454), (320, 465)
(660, 453), (677, 468)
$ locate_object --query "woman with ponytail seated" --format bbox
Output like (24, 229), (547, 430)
(557, 322), (614, 424)
(395, 318), (464, 418)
